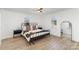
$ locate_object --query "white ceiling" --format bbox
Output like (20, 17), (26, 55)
(1, 8), (70, 14)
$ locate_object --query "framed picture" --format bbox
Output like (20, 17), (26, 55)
(51, 20), (57, 25)
(51, 17), (57, 25)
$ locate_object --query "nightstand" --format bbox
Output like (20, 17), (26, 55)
(13, 29), (22, 37)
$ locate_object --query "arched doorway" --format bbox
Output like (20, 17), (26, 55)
(61, 21), (72, 41)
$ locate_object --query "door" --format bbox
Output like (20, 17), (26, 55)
(61, 21), (72, 40)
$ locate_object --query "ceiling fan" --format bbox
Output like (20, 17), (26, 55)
(36, 8), (43, 12)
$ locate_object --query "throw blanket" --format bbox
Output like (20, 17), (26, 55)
(21, 29), (49, 42)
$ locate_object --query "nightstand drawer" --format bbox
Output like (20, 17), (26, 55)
(14, 30), (22, 34)
(13, 30), (22, 37)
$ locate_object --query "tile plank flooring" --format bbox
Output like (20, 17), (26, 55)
(0, 35), (79, 50)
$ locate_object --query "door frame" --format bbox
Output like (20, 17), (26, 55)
(60, 21), (72, 41)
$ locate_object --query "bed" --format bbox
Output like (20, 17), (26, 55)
(21, 29), (50, 45)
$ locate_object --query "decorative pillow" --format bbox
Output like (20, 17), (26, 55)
(22, 25), (26, 31)
(32, 25), (37, 30)
(22, 23), (30, 32)
(26, 25), (30, 31)
(38, 27), (42, 29)
(30, 23), (38, 30)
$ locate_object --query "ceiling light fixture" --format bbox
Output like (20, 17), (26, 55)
(36, 8), (43, 12)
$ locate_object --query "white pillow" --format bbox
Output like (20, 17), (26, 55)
(22, 26), (26, 31)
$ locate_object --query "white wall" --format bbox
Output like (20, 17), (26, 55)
(0, 9), (41, 39)
(0, 11), (1, 45)
(42, 9), (79, 42)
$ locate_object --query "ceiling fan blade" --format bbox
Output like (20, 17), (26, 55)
(36, 8), (43, 11)
(40, 10), (43, 12)
(36, 8), (43, 12)
(40, 8), (43, 10)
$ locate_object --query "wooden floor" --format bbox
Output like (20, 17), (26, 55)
(0, 35), (79, 50)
